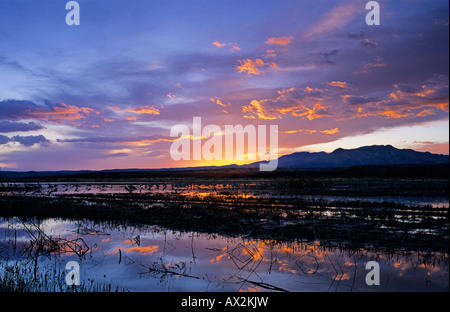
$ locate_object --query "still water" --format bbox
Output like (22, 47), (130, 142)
(0, 217), (448, 292)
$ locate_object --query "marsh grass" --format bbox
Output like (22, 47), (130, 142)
(0, 218), (125, 292)
(0, 261), (124, 292)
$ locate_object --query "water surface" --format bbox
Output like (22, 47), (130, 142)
(1, 217), (447, 292)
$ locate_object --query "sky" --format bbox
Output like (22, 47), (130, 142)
(0, 0), (449, 171)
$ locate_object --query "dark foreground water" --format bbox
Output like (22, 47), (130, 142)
(0, 217), (448, 292)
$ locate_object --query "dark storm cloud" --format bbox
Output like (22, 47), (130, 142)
(0, 99), (43, 120)
(0, 134), (10, 145)
(0, 134), (50, 147)
(0, 121), (44, 133)
(11, 135), (50, 147)
(343, 96), (380, 106)
(314, 49), (339, 66)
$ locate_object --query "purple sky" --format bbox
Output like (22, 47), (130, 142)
(0, 0), (448, 171)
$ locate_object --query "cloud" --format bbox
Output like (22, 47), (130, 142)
(210, 98), (230, 108)
(236, 58), (277, 75)
(0, 99), (101, 128)
(358, 56), (387, 74)
(302, 2), (361, 40)
(304, 103), (333, 120)
(57, 134), (176, 146)
(265, 36), (294, 46)
(389, 74), (449, 110)
(242, 99), (278, 120)
(264, 49), (277, 58)
(434, 18), (449, 26)
(211, 41), (241, 52)
(0, 134), (50, 147)
(341, 95), (379, 105)
(0, 99), (43, 120)
(0, 121), (44, 133)
(29, 102), (97, 122)
(328, 81), (348, 89)
(124, 106), (160, 115)
(103, 152), (129, 158)
(347, 31), (365, 40)
(236, 58), (264, 75)
(314, 49), (339, 66)
(11, 135), (50, 147)
(0, 56), (25, 71)
(341, 74), (449, 120)
(0, 135), (10, 145)
(108, 105), (160, 115)
(320, 128), (340, 135)
(241, 87), (333, 121)
(279, 129), (317, 134)
(358, 38), (378, 49)
(212, 41), (227, 48)
(416, 109), (436, 117)
(4, 100), (96, 122)
(241, 73), (448, 124)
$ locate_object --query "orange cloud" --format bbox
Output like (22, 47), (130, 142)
(236, 58), (265, 75)
(242, 87), (333, 121)
(264, 49), (277, 58)
(379, 110), (410, 119)
(417, 109), (435, 117)
(280, 129), (317, 134)
(107, 105), (126, 113)
(210, 98), (230, 108)
(126, 106), (160, 115)
(289, 103), (332, 120)
(212, 41), (240, 52)
(109, 105), (160, 115)
(341, 75), (448, 121)
(242, 100), (277, 120)
(30, 103), (97, 123)
(328, 81), (348, 89)
(320, 128), (340, 134)
(230, 43), (241, 52)
(212, 41), (227, 48)
(389, 92), (398, 100)
(276, 87), (295, 100)
(242, 99), (278, 120)
(412, 141), (435, 145)
(308, 104), (332, 120)
(265, 36), (294, 46)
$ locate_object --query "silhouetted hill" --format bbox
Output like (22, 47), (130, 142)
(1, 145), (448, 179)
(256, 145), (449, 168)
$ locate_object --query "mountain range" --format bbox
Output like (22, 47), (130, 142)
(249, 145), (449, 169)
(0, 145), (448, 178)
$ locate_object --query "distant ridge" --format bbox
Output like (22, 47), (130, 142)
(250, 145), (449, 169)
(1, 145), (448, 178)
